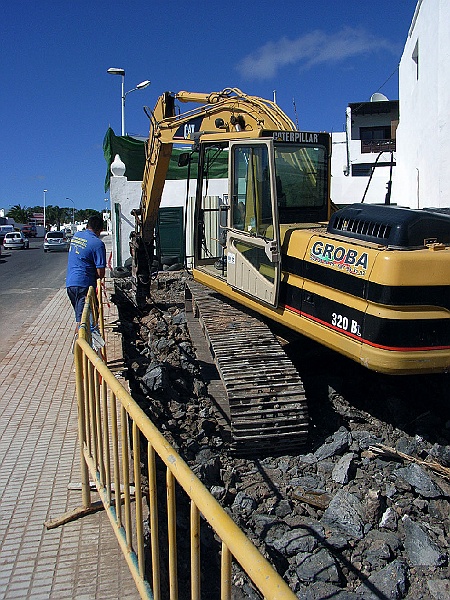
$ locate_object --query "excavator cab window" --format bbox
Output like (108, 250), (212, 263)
(195, 144), (229, 264)
(274, 143), (328, 223)
(231, 144), (273, 239)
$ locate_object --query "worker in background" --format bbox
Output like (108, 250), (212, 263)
(66, 215), (106, 329)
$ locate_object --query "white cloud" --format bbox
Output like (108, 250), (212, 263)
(237, 27), (399, 80)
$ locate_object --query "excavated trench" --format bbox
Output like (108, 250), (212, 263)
(112, 271), (450, 599)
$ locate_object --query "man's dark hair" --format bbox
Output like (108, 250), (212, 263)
(87, 215), (104, 233)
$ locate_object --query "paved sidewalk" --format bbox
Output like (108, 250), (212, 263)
(0, 257), (140, 598)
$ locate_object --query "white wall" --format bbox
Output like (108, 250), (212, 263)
(394, 0), (450, 208)
(331, 131), (394, 206)
(109, 155), (227, 268)
(109, 174), (141, 268)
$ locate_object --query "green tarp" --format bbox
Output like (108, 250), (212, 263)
(103, 128), (146, 192)
(103, 128), (229, 192)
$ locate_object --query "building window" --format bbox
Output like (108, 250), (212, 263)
(351, 162), (395, 177)
(360, 126), (392, 141)
(352, 163), (373, 177)
(359, 126), (395, 153)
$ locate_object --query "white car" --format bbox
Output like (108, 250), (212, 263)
(0, 225), (14, 245)
(3, 231), (30, 250)
(43, 230), (70, 252)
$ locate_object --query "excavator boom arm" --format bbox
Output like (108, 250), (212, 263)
(139, 88), (296, 236)
(132, 88), (297, 303)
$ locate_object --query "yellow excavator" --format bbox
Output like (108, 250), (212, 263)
(131, 88), (450, 452)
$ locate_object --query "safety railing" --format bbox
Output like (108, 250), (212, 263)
(70, 284), (297, 599)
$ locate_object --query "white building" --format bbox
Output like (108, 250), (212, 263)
(393, 0), (450, 209)
(331, 96), (398, 207)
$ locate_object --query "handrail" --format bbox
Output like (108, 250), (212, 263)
(72, 285), (297, 599)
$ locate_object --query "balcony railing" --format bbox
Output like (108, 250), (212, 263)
(361, 139), (396, 153)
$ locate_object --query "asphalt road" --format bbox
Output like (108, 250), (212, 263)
(0, 237), (69, 361)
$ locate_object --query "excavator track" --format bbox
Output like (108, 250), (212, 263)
(187, 281), (308, 455)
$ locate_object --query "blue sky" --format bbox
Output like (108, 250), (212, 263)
(0, 1), (415, 213)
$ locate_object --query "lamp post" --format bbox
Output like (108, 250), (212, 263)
(43, 189), (47, 230)
(107, 68), (150, 135)
(66, 197), (75, 224)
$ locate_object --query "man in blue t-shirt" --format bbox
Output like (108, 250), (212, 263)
(66, 215), (106, 326)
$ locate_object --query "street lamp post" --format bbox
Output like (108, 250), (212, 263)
(43, 189), (47, 230)
(66, 197), (75, 224)
(107, 68), (150, 136)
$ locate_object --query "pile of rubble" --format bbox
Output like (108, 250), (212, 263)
(114, 273), (450, 599)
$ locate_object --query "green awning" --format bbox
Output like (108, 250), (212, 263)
(103, 128), (229, 192)
(103, 127), (146, 192)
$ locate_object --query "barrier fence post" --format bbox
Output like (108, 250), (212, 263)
(132, 422), (145, 577)
(221, 542), (232, 600)
(167, 469), (178, 600)
(190, 502), (200, 600)
(148, 444), (161, 600)
(121, 405), (133, 549)
(74, 341), (91, 509)
(101, 379), (111, 505)
(111, 392), (123, 527)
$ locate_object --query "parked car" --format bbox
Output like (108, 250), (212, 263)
(43, 230), (70, 252)
(0, 225), (15, 245)
(22, 225), (37, 238)
(3, 231), (30, 250)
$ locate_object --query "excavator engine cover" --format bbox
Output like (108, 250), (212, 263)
(328, 204), (450, 248)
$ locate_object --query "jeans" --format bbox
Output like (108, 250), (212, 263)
(67, 286), (89, 323)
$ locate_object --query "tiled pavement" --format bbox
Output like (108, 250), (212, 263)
(0, 252), (140, 598)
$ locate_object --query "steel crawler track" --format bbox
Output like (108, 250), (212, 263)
(187, 281), (308, 455)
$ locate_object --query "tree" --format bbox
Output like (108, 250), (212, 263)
(6, 204), (31, 224)
(45, 205), (65, 230)
(17, 204), (102, 228)
(60, 206), (73, 224)
(76, 209), (102, 222)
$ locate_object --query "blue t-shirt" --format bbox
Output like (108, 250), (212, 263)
(66, 229), (106, 288)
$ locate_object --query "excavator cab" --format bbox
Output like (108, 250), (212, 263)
(193, 132), (330, 307)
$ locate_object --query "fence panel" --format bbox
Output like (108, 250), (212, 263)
(73, 286), (296, 600)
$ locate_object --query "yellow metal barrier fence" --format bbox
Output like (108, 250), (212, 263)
(72, 285), (297, 599)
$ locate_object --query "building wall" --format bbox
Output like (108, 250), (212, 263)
(109, 175), (141, 268)
(109, 157), (227, 269)
(394, 0), (450, 208)
(331, 132), (394, 206)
